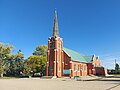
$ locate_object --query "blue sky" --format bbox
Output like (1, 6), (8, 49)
(0, 0), (120, 69)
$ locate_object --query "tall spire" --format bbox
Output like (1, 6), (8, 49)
(52, 9), (59, 37)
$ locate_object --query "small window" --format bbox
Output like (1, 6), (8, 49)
(74, 64), (76, 71)
(81, 65), (83, 70)
(78, 65), (80, 71)
(84, 66), (86, 71)
(58, 43), (60, 48)
(50, 42), (54, 48)
(59, 66), (61, 71)
(65, 59), (69, 65)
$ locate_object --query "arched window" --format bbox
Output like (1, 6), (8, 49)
(65, 59), (69, 65)
(84, 66), (86, 71)
(78, 65), (80, 71)
(74, 64), (76, 71)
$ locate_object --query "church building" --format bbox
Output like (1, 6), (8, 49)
(46, 11), (106, 78)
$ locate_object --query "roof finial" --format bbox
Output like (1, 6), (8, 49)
(55, 8), (57, 17)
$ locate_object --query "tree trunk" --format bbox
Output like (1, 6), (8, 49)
(0, 73), (3, 77)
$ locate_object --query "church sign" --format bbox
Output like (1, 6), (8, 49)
(63, 69), (71, 74)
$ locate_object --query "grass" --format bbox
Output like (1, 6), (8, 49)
(0, 76), (21, 79)
(109, 74), (120, 76)
(0, 75), (39, 79)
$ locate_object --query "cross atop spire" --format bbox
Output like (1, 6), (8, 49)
(52, 9), (59, 37)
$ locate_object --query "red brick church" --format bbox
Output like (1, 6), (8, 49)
(46, 11), (106, 78)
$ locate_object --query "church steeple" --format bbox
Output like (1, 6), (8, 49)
(52, 10), (59, 37)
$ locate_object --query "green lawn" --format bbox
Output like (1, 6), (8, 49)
(0, 76), (20, 79)
(109, 74), (120, 76)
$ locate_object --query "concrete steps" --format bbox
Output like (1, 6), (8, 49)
(80, 75), (102, 81)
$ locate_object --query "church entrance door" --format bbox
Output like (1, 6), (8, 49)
(49, 65), (54, 76)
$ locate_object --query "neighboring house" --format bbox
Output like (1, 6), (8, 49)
(46, 10), (106, 78)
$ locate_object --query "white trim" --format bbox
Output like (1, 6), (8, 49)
(65, 64), (68, 65)
(58, 70), (61, 72)
(74, 70), (77, 72)
(54, 49), (57, 51)
(70, 61), (72, 63)
(55, 38), (57, 40)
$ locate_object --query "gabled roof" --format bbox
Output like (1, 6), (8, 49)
(63, 47), (93, 63)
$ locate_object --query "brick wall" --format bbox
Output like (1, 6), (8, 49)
(87, 63), (94, 75)
(71, 61), (87, 77)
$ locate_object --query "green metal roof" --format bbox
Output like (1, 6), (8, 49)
(63, 48), (93, 63)
(84, 56), (93, 63)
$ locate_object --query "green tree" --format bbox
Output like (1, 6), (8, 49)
(22, 45), (47, 76)
(32, 45), (47, 75)
(27, 56), (41, 75)
(7, 50), (24, 76)
(7, 54), (17, 76)
(39, 56), (47, 73)
(33, 45), (47, 57)
(25, 55), (47, 76)
(0, 43), (13, 77)
(15, 50), (24, 76)
(115, 63), (120, 74)
(23, 60), (31, 76)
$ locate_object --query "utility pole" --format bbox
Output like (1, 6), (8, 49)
(115, 59), (116, 69)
